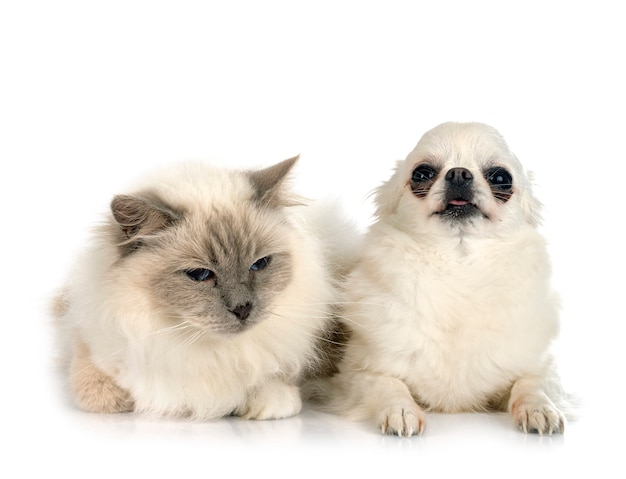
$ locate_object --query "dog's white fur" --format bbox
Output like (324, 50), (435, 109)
(320, 122), (570, 435)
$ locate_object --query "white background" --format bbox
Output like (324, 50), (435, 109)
(1, 1), (624, 477)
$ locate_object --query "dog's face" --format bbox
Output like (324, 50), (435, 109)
(374, 122), (541, 236)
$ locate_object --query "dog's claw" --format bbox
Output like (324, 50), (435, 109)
(378, 405), (426, 437)
(513, 401), (565, 435)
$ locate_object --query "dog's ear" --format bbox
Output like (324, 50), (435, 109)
(373, 160), (405, 219)
(519, 170), (543, 226)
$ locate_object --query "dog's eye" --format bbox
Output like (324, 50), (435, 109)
(485, 167), (512, 190)
(185, 268), (215, 282)
(412, 164), (438, 183)
(250, 256), (271, 271)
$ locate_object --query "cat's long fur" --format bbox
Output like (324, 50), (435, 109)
(53, 156), (357, 420)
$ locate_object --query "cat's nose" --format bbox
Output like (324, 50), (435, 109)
(231, 302), (252, 322)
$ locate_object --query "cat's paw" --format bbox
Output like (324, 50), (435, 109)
(378, 402), (426, 436)
(239, 382), (302, 420)
(70, 349), (134, 414)
(511, 398), (565, 435)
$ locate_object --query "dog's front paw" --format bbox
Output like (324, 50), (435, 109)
(239, 381), (302, 420)
(378, 402), (426, 436)
(511, 399), (565, 435)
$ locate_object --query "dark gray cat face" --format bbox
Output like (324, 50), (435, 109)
(108, 157), (298, 335)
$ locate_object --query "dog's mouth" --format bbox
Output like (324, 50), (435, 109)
(436, 197), (482, 221)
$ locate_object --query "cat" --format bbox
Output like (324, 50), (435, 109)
(52, 156), (357, 420)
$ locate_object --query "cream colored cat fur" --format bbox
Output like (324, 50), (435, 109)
(53, 156), (356, 421)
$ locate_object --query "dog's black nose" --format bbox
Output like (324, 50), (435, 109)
(445, 167), (473, 186)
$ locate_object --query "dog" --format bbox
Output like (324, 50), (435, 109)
(315, 121), (571, 436)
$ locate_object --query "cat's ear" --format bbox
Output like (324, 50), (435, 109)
(248, 155), (299, 207)
(111, 193), (180, 243)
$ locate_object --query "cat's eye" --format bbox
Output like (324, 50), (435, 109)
(185, 268), (215, 282)
(250, 256), (271, 272)
(485, 167), (513, 190)
(412, 164), (438, 183)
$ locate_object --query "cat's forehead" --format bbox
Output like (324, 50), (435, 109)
(165, 200), (292, 266)
(142, 162), (256, 211)
(199, 208), (278, 258)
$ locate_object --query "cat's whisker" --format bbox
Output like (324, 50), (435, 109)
(270, 303), (373, 334)
(148, 321), (196, 338)
(267, 309), (375, 335)
(153, 320), (213, 351)
(176, 328), (207, 350)
(276, 301), (388, 311)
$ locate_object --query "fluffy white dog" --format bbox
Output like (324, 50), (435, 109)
(315, 122), (571, 436)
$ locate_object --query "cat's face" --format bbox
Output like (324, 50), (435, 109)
(108, 157), (299, 335)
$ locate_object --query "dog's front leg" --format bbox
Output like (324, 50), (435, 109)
(348, 372), (426, 436)
(508, 375), (565, 434)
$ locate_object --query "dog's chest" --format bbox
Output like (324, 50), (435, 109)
(388, 247), (544, 410)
